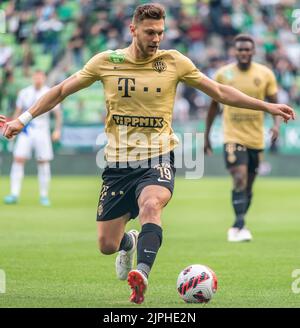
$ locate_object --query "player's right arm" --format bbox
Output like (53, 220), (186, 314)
(204, 100), (220, 155)
(2, 52), (103, 139)
(2, 75), (91, 139)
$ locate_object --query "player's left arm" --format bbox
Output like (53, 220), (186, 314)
(196, 75), (295, 122)
(52, 105), (62, 142)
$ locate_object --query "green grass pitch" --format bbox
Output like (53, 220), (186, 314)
(0, 176), (299, 308)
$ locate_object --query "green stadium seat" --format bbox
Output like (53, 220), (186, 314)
(34, 54), (52, 72)
(0, 34), (15, 45)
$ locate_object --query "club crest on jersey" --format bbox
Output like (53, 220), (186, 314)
(152, 58), (167, 73)
(224, 69), (234, 80)
(109, 51), (125, 63)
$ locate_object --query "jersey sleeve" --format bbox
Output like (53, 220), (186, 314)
(265, 69), (278, 96)
(213, 68), (224, 83)
(75, 53), (105, 87)
(174, 51), (205, 87)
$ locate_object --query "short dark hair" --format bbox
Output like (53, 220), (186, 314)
(133, 3), (166, 24)
(234, 34), (255, 47)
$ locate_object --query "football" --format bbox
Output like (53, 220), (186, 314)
(177, 264), (218, 303)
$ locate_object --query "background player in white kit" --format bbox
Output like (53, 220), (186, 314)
(4, 70), (62, 206)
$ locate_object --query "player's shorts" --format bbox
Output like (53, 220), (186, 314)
(13, 127), (53, 161)
(97, 151), (176, 221)
(223, 143), (263, 174)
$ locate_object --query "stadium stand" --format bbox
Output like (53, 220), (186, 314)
(0, 0), (299, 123)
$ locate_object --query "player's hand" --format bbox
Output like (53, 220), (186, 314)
(52, 129), (61, 142)
(266, 104), (296, 123)
(204, 138), (213, 156)
(2, 119), (24, 139)
(270, 126), (279, 143)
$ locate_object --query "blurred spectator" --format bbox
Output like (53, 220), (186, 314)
(0, 0), (299, 123)
(0, 42), (12, 67)
(35, 10), (64, 65)
(68, 26), (84, 68)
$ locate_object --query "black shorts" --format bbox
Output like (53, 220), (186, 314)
(224, 143), (263, 174)
(97, 151), (176, 221)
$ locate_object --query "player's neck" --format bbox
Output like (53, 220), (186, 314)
(128, 43), (154, 61)
(34, 85), (43, 91)
(237, 62), (252, 71)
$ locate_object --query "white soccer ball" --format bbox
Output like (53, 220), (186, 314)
(177, 264), (218, 303)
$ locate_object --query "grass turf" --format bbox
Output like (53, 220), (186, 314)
(0, 176), (299, 308)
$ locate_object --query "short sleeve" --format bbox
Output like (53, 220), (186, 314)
(266, 69), (278, 96)
(213, 68), (223, 83)
(75, 53), (104, 87)
(174, 51), (205, 87)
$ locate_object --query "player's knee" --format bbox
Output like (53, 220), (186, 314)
(139, 197), (162, 217)
(98, 237), (119, 255)
(233, 174), (247, 191)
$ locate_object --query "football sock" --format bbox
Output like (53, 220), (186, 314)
(245, 192), (253, 214)
(119, 232), (133, 252)
(10, 162), (24, 197)
(38, 162), (51, 198)
(137, 223), (162, 278)
(232, 190), (247, 229)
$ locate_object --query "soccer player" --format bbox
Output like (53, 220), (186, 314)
(204, 34), (281, 242)
(3, 70), (62, 206)
(0, 4), (295, 304)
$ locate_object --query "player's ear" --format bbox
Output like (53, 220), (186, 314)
(129, 23), (137, 37)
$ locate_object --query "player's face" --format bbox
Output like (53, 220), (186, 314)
(235, 41), (255, 66)
(33, 72), (46, 88)
(131, 19), (165, 58)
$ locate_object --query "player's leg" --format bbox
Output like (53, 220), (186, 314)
(229, 164), (248, 230)
(37, 160), (51, 206)
(245, 149), (262, 214)
(97, 213), (131, 255)
(4, 134), (31, 204)
(34, 130), (53, 206)
(98, 212), (139, 280)
(245, 172), (256, 214)
(4, 157), (27, 204)
(224, 143), (252, 241)
(128, 184), (172, 304)
(136, 185), (171, 277)
(224, 144), (249, 231)
(96, 168), (141, 281)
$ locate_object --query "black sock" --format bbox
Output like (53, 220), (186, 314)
(119, 232), (133, 252)
(137, 223), (162, 278)
(232, 190), (247, 229)
(245, 192), (253, 214)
